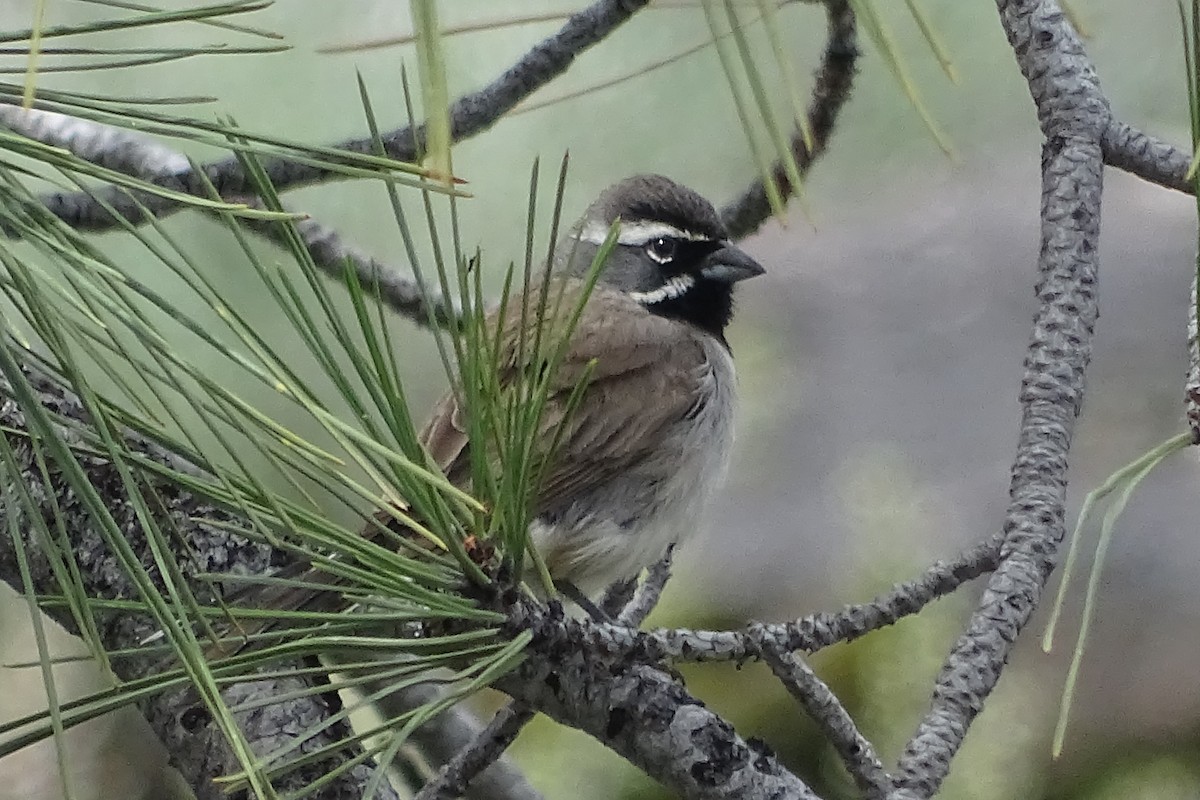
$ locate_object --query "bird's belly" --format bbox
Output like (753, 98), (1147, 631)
(530, 340), (736, 596)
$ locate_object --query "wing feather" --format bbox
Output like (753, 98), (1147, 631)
(418, 281), (709, 509)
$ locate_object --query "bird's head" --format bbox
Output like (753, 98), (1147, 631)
(557, 174), (764, 337)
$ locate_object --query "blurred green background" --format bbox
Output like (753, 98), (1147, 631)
(2, 1), (1199, 799)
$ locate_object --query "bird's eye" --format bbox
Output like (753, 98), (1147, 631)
(646, 237), (678, 264)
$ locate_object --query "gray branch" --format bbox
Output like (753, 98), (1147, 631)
(571, 532), (1001, 665)
(0, 368), (399, 800)
(892, 3), (1106, 796)
(413, 700), (537, 800)
(1101, 119), (1192, 194)
(0, 105), (457, 327)
(27, 0), (654, 235)
(753, 627), (890, 798)
(721, 0), (858, 239)
(498, 606), (823, 800)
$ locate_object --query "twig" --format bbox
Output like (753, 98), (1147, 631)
(414, 701), (538, 800)
(29, 0), (654, 235)
(366, 681), (541, 800)
(0, 104), (457, 326)
(1188, 272), (1200, 439)
(1101, 118), (1192, 195)
(721, 0), (858, 239)
(598, 576), (638, 618)
(892, 3), (1107, 796)
(581, 533), (1002, 664)
(752, 626), (890, 799)
(263, 213), (458, 327)
(617, 545), (674, 627)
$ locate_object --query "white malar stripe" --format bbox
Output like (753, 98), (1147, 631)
(577, 219), (711, 246)
(628, 273), (696, 305)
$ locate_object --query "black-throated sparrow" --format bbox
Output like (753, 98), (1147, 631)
(505, 173), (764, 595)
(226, 175), (762, 633)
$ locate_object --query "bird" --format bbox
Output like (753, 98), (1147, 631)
(218, 174), (762, 642)
(498, 173), (764, 598)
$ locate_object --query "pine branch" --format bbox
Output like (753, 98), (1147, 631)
(0, 366), (398, 800)
(720, 0), (858, 238)
(893, 3), (1106, 796)
(23, 0), (654, 235)
(753, 628), (890, 798)
(0, 105), (457, 326)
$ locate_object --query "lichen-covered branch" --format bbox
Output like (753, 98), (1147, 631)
(753, 629), (890, 798)
(0, 368), (397, 800)
(498, 606), (823, 800)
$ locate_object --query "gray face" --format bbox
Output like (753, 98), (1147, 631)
(555, 174), (765, 336)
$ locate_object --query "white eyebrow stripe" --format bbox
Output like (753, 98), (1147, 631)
(628, 273), (696, 305)
(577, 220), (712, 246)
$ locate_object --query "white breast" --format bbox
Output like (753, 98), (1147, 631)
(530, 336), (737, 596)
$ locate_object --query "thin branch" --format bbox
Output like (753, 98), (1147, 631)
(752, 627), (890, 799)
(0, 105), (190, 178)
(779, 533), (1003, 654)
(1101, 118), (1192, 194)
(414, 701), (538, 800)
(29, 0), (654, 235)
(892, 3), (1108, 797)
(0, 104), (457, 326)
(599, 576), (638, 618)
(262, 212), (458, 328)
(617, 545), (674, 627)
(357, 680), (541, 800)
(721, 0), (858, 239)
(581, 533), (1002, 664)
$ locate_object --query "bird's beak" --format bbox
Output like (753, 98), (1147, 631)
(699, 242), (765, 284)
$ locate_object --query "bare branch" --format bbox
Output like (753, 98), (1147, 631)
(500, 605), (825, 800)
(414, 701), (537, 800)
(412, 551), (680, 800)
(29, 0), (653, 235)
(1101, 118), (1192, 195)
(264, 213), (458, 328)
(892, 4), (1107, 796)
(415, 547), (673, 800)
(616, 545), (674, 627)
(752, 627), (890, 799)
(0, 105), (190, 178)
(582, 533), (1001, 665)
(721, 0), (858, 239)
(0, 105), (457, 327)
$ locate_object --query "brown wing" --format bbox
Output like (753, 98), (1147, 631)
(206, 284), (706, 657)
(418, 281), (710, 509)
